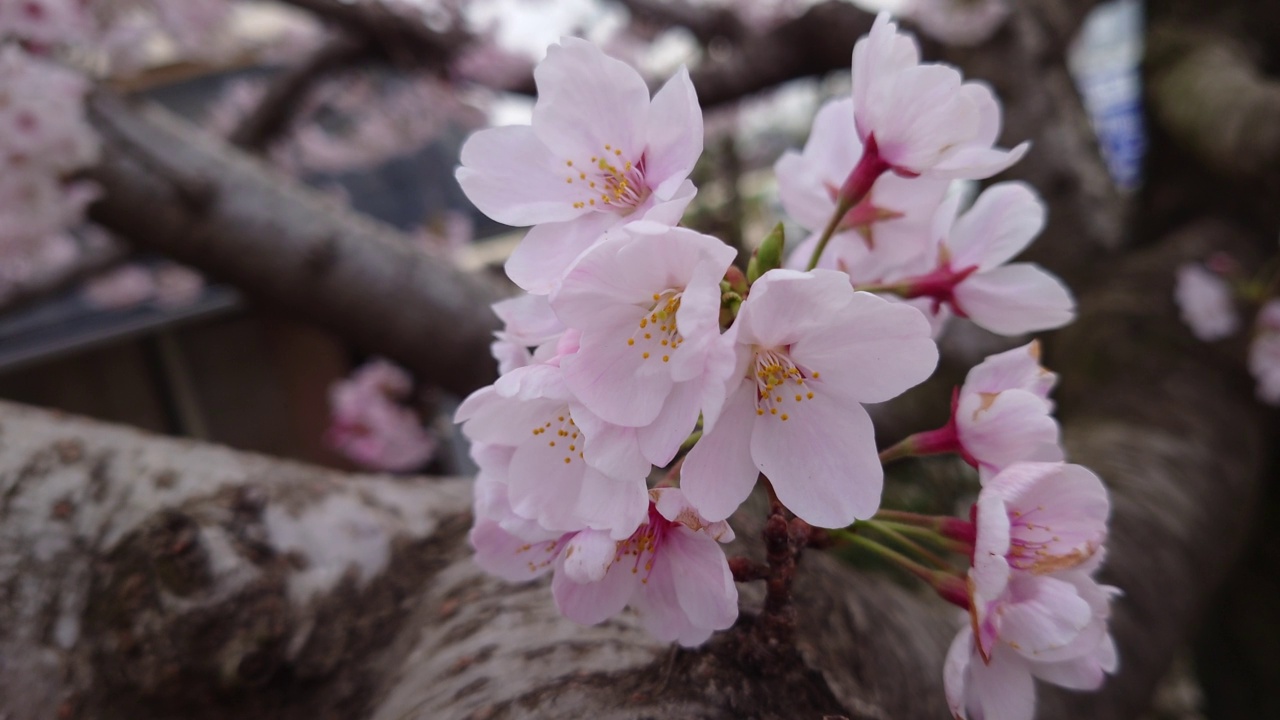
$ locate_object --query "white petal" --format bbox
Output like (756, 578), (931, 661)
(946, 182), (1046, 271)
(954, 264), (1075, 335)
(644, 66), (703, 199)
(791, 290), (938, 404)
(561, 528), (620, 583)
(680, 380), (760, 521)
(751, 395), (882, 527)
(967, 644), (1037, 720)
(505, 210), (620, 294)
(532, 37), (650, 161)
(457, 125), (584, 226)
(664, 527), (738, 632)
(552, 554), (637, 625)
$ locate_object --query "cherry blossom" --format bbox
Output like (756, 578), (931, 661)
(680, 269), (938, 527)
(896, 342), (1062, 478)
(943, 462), (1117, 720)
(1174, 262), (1239, 341)
(1249, 300), (1280, 405)
(457, 36), (703, 293)
(326, 359), (437, 473)
(851, 12), (1028, 184)
(873, 182), (1074, 335)
(456, 363), (651, 539)
(490, 292), (566, 375)
(776, 96), (948, 282)
(553, 488), (737, 646)
(552, 222), (737, 463)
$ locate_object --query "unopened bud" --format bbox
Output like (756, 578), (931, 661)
(748, 222), (786, 285)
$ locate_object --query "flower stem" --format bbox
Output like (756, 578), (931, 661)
(859, 520), (959, 572)
(805, 196), (853, 271)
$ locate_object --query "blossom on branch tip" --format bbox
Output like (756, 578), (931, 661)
(551, 222), (737, 462)
(456, 37), (703, 294)
(853, 12), (1028, 181)
(944, 462), (1117, 720)
(880, 182), (1074, 336)
(680, 269), (938, 528)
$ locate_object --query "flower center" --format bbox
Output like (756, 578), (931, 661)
(615, 505), (669, 583)
(626, 290), (683, 363)
(529, 410), (584, 465)
(565, 145), (649, 213)
(752, 348), (819, 422)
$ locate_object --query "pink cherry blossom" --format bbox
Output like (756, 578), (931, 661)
(943, 462), (1117, 720)
(907, 0), (1011, 48)
(1249, 300), (1280, 405)
(457, 37), (703, 293)
(552, 222), (737, 463)
(552, 487), (737, 647)
(1174, 262), (1239, 341)
(777, 96), (948, 283)
(877, 182), (1074, 336)
(456, 363), (650, 539)
(680, 269), (938, 527)
(852, 12), (1027, 181)
(490, 292), (566, 375)
(81, 263), (156, 310)
(905, 342), (1062, 477)
(326, 359), (437, 473)
(0, 0), (92, 46)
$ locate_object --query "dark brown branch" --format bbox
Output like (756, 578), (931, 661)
(615, 0), (748, 45)
(275, 0), (469, 67)
(84, 91), (502, 398)
(229, 35), (369, 153)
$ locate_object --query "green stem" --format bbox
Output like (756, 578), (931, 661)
(859, 520), (958, 572)
(836, 530), (937, 583)
(805, 196), (853, 271)
(873, 520), (972, 557)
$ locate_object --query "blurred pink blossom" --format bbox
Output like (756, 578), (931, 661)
(327, 359), (437, 472)
(1174, 262), (1239, 341)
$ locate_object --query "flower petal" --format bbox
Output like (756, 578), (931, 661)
(751, 394), (882, 526)
(644, 65), (703, 199)
(457, 125), (584, 226)
(954, 263), (1075, 335)
(680, 380), (761, 522)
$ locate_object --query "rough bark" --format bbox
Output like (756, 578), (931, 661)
(83, 92), (503, 398)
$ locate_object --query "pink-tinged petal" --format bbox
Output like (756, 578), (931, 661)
(931, 141), (1030, 180)
(663, 527), (738, 632)
(681, 380), (761, 522)
(644, 66), (703, 199)
(470, 520), (563, 582)
(956, 389), (1060, 474)
(738, 269), (854, 347)
(631, 548), (709, 646)
(1175, 263), (1240, 341)
(954, 263), (1075, 335)
(989, 462), (1110, 571)
(573, 407), (651, 480)
(751, 394), (882, 527)
(562, 328), (674, 427)
(552, 556), (637, 626)
(853, 13), (922, 140)
(653, 487), (735, 542)
(532, 37), (650, 161)
(967, 644), (1037, 720)
(944, 627), (976, 719)
(874, 66), (978, 172)
(697, 330), (748, 431)
(791, 290), (938, 404)
(560, 528), (619, 583)
(775, 151), (834, 232)
(574, 470), (649, 539)
(1030, 650), (1108, 691)
(946, 182), (1046, 271)
(505, 210), (620, 294)
(638, 179), (697, 225)
(962, 341), (1056, 399)
(456, 387), (561, 445)
(636, 377), (702, 467)
(457, 125), (585, 226)
(492, 292), (564, 346)
(508, 437), (592, 533)
(776, 97), (863, 231)
(998, 573), (1093, 657)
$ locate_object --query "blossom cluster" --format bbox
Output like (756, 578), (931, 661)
(0, 45), (98, 282)
(455, 14), (1114, 718)
(327, 358), (438, 473)
(1173, 258), (1280, 404)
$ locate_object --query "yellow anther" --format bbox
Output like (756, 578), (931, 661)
(770, 408), (778, 415)
(795, 394), (803, 402)
(756, 408), (764, 416)
(642, 352), (650, 359)
(807, 392), (814, 399)
(662, 355), (669, 362)
(614, 149), (622, 156)
(589, 199), (596, 205)
(549, 441), (555, 447)
(781, 414), (789, 421)
(627, 338), (635, 346)
(564, 457), (571, 464)
(653, 293), (660, 301)
(580, 172), (586, 180)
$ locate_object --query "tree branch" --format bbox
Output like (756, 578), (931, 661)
(229, 35), (370, 153)
(84, 91), (502, 398)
